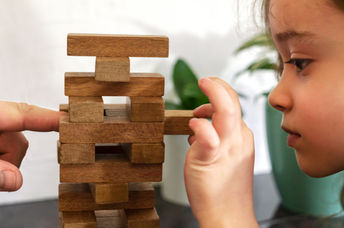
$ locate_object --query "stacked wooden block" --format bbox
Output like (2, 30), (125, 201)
(58, 34), (193, 227)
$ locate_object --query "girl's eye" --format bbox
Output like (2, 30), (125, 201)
(284, 58), (312, 72)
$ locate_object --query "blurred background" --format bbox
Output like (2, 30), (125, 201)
(0, 0), (276, 205)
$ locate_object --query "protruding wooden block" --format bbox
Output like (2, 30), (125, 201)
(69, 96), (104, 123)
(59, 182), (155, 211)
(122, 143), (164, 164)
(60, 153), (162, 183)
(65, 72), (164, 97)
(128, 97), (164, 122)
(62, 211), (96, 228)
(95, 57), (130, 82)
(124, 208), (159, 228)
(89, 183), (129, 204)
(164, 110), (193, 135)
(67, 34), (169, 57)
(59, 114), (164, 144)
(58, 142), (95, 164)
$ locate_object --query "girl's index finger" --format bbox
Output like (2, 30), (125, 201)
(198, 78), (242, 138)
(0, 101), (66, 132)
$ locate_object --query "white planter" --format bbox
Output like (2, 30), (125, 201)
(162, 135), (190, 205)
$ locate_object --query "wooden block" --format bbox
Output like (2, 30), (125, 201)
(124, 208), (159, 228)
(128, 97), (164, 122)
(58, 142), (95, 164)
(95, 210), (125, 228)
(60, 104), (68, 112)
(59, 114), (164, 144)
(62, 104), (128, 115)
(103, 104), (129, 119)
(95, 57), (130, 82)
(67, 34), (169, 57)
(69, 96), (104, 123)
(122, 143), (164, 164)
(164, 110), (193, 135)
(65, 72), (164, 97)
(59, 212), (63, 228)
(60, 153), (162, 183)
(62, 211), (96, 228)
(89, 183), (129, 204)
(59, 182), (154, 211)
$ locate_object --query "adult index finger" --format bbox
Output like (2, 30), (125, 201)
(198, 78), (242, 138)
(0, 101), (66, 132)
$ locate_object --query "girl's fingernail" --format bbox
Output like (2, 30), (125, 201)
(199, 77), (210, 85)
(189, 118), (198, 126)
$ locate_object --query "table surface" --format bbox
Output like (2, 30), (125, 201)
(0, 173), (343, 228)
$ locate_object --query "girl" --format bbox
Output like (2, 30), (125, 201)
(184, 0), (344, 227)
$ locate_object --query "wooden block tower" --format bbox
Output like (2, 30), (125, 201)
(58, 34), (193, 227)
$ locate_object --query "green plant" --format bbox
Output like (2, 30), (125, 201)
(234, 33), (278, 92)
(165, 59), (209, 110)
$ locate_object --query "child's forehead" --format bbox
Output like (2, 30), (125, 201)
(268, 0), (344, 40)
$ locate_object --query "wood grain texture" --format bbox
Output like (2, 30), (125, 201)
(59, 212), (63, 228)
(65, 72), (164, 97)
(60, 154), (162, 183)
(124, 208), (159, 228)
(59, 182), (154, 211)
(67, 34), (169, 57)
(164, 110), (194, 135)
(59, 115), (164, 144)
(89, 183), (129, 204)
(95, 57), (130, 82)
(122, 143), (164, 164)
(95, 210), (125, 228)
(128, 97), (165, 122)
(62, 211), (96, 228)
(58, 142), (95, 164)
(69, 96), (104, 123)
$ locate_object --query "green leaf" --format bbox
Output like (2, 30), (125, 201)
(172, 59), (209, 110)
(172, 59), (198, 99)
(235, 33), (274, 54)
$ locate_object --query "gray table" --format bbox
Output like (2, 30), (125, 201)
(0, 173), (343, 227)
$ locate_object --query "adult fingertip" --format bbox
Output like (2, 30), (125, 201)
(0, 170), (23, 191)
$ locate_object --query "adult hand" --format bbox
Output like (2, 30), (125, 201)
(184, 78), (258, 228)
(0, 101), (65, 191)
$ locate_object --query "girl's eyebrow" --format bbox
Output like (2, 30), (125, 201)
(275, 30), (317, 43)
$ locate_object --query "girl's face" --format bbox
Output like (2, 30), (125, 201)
(268, 0), (344, 177)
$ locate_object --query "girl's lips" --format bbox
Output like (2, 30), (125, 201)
(281, 126), (301, 137)
(282, 126), (301, 147)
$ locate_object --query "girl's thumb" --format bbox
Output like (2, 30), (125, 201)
(188, 118), (220, 162)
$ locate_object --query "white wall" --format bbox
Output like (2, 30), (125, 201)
(0, 0), (276, 204)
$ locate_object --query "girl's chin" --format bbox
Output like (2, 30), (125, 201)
(295, 154), (338, 178)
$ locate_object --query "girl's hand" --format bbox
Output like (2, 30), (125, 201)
(184, 78), (258, 228)
(0, 102), (65, 191)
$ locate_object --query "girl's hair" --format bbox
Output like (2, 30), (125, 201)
(258, 0), (344, 211)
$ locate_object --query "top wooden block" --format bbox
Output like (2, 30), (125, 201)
(67, 34), (169, 57)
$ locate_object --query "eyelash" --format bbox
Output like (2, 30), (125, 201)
(284, 58), (312, 72)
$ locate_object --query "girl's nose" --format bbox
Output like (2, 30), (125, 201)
(268, 77), (292, 113)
